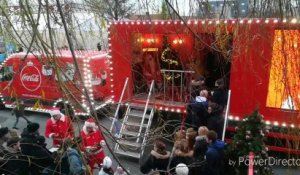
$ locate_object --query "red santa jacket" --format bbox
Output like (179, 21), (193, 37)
(80, 127), (104, 155)
(45, 114), (74, 146)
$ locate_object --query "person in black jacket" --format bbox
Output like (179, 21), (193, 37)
(20, 123), (54, 175)
(2, 137), (30, 175)
(140, 139), (171, 175)
(191, 126), (209, 175)
(212, 78), (228, 109)
(170, 139), (193, 174)
(207, 102), (224, 140)
(12, 100), (31, 129)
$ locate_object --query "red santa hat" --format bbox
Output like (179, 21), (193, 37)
(49, 108), (61, 117)
(84, 118), (97, 128)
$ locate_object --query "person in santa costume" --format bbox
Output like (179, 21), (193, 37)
(81, 118), (106, 170)
(45, 108), (74, 147)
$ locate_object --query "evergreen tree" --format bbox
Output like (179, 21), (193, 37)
(160, 1), (168, 20)
(225, 109), (273, 175)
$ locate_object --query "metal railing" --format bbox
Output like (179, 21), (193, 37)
(160, 69), (194, 103)
(109, 77), (129, 133)
(137, 80), (155, 143)
(222, 89), (231, 141)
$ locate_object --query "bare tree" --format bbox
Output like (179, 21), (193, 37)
(85, 0), (135, 20)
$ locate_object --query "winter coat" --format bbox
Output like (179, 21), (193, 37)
(212, 88), (228, 108)
(12, 104), (25, 117)
(81, 128), (105, 168)
(193, 136), (207, 160)
(203, 140), (225, 175)
(45, 115), (74, 146)
(66, 148), (85, 175)
(140, 150), (171, 175)
(20, 134), (54, 175)
(186, 97), (208, 128)
(98, 167), (114, 175)
(1, 147), (30, 175)
(207, 105), (224, 140)
(170, 151), (193, 174)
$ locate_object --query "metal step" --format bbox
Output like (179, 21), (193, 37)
(122, 130), (139, 137)
(128, 110), (150, 119)
(130, 103), (153, 110)
(126, 121), (147, 127)
(115, 149), (140, 159)
(118, 140), (141, 147)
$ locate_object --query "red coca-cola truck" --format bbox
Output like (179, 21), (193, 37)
(108, 19), (300, 154)
(0, 50), (111, 116)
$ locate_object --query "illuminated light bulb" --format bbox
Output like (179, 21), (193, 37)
(282, 123), (287, 127)
(273, 19), (278, 23)
(109, 67), (113, 70)
(235, 117), (239, 121)
(224, 20), (227, 24)
(142, 21), (146, 25)
(216, 20), (220, 24)
(161, 21), (164, 25)
(173, 40), (178, 44)
(231, 20), (236, 24)
(171, 108), (175, 112)
(228, 116), (234, 120)
(265, 19), (269, 23)
(174, 21), (177, 24)
(291, 18), (297, 23)
(110, 85), (114, 88)
(131, 21), (135, 25)
(291, 124), (295, 128)
(187, 21), (191, 25)
(282, 19), (287, 23)
(111, 90), (114, 93)
(176, 109), (181, 113)
(110, 73), (113, 76)
(274, 121), (279, 126)
(154, 21), (158, 25)
(165, 107), (169, 111)
(247, 20), (252, 24)
(167, 21), (171, 24)
(265, 121), (271, 125)
(239, 20), (244, 24)
(159, 106), (163, 110)
(209, 21), (212, 24)
(125, 22), (129, 25)
(194, 21), (198, 24)
(178, 39), (183, 44)
(180, 21), (184, 24)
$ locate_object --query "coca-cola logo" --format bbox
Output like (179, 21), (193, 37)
(20, 65), (42, 92)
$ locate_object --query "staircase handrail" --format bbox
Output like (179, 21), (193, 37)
(140, 108), (154, 156)
(137, 80), (155, 143)
(109, 77), (129, 133)
(222, 89), (231, 141)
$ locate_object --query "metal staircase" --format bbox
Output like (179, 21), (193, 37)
(111, 80), (155, 159)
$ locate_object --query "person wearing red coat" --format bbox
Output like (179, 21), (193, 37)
(80, 118), (105, 170)
(45, 108), (74, 147)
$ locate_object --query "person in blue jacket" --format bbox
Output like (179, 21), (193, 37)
(203, 130), (225, 175)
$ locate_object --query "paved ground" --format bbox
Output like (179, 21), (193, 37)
(0, 108), (299, 174)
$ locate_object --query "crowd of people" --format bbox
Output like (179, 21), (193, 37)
(140, 128), (225, 175)
(0, 108), (127, 175)
(140, 76), (228, 175)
